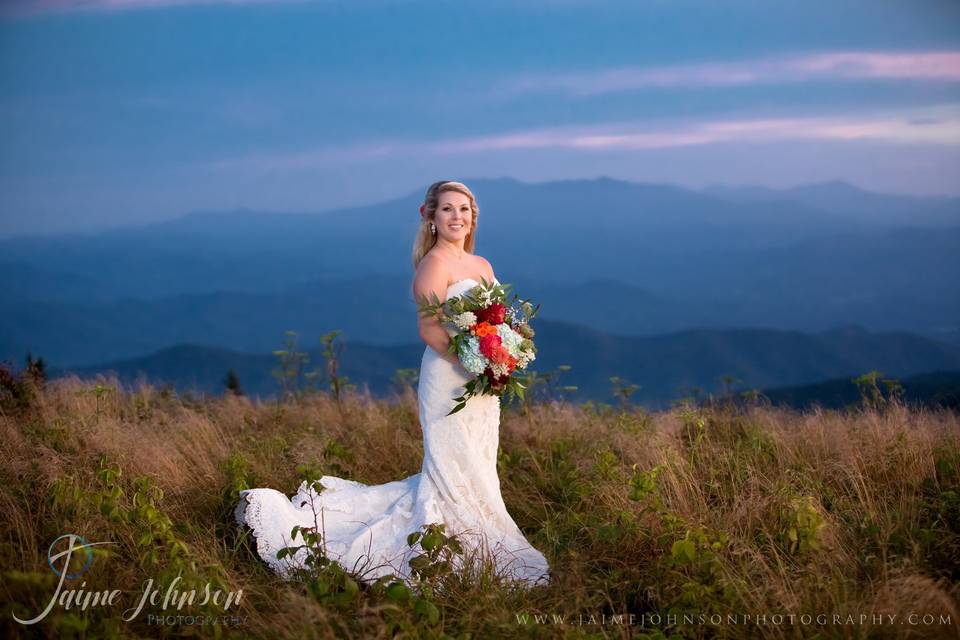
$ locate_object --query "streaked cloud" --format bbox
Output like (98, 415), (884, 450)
(207, 103), (960, 173)
(0, 0), (300, 19)
(503, 51), (960, 96)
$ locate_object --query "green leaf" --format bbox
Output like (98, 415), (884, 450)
(309, 579), (330, 598)
(414, 598), (441, 624)
(343, 577), (359, 596)
(671, 539), (697, 563)
(421, 532), (442, 551)
(385, 582), (410, 603)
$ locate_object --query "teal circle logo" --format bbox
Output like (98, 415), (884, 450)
(48, 534), (94, 579)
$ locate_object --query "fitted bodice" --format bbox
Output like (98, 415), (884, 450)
(446, 276), (498, 297)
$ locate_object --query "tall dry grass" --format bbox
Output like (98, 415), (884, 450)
(0, 372), (958, 639)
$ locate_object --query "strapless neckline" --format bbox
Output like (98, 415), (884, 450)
(447, 276), (498, 291)
(447, 277), (478, 291)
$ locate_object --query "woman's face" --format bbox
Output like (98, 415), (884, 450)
(434, 191), (473, 241)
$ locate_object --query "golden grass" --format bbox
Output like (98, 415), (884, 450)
(1, 373), (958, 639)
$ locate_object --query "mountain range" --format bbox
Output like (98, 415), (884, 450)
(48, 323), (960, 411)
(4, 176), (958, 409)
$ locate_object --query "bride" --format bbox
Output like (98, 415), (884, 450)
(234, 180), (551, 588)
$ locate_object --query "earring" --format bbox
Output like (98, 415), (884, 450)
(430, 222), (436, 234)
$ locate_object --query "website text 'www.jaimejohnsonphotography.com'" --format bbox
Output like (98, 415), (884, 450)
(515, 611), (954, 631)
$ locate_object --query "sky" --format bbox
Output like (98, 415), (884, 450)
(1, 0), (959, 237)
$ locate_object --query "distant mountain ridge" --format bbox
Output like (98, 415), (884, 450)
(3, 176), (958, 380)
(700, 180), (960, 227)
(46, 322), (960, 411)
(0, 178), (960, 365)
(757, 369), (960, 411)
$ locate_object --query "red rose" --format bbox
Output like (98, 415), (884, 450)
(476, 302), (507, 325)
(479, 334), (502, 359)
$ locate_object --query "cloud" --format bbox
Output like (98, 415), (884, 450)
(206, 103), (960, 173)
(502, 51), (960, 96)
(0, 0), (305, 19)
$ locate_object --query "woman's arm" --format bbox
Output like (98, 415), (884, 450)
(412, 261), (460, 365)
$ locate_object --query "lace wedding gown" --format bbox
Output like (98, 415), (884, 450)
(234, 277), (551, 588)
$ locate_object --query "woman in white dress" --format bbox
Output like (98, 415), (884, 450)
(234, 180), (551, 588)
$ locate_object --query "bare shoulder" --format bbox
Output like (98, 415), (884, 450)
(474, 254), (496, 281)
(412, 255), (449, 304)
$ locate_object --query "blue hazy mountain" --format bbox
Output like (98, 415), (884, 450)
(0, 274), (700, 367)
(2, 176), (958, 371)
(5, 175), (950, 299)
(700, 179), (960, 227)
(48, 323), (960, 411)
(756, 369), (960, 411)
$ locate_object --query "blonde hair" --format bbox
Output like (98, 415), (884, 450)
(411, 180), (479, 269)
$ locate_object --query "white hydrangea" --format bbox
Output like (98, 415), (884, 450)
(496, 323), (524, 356)
(452, 311), (477, 331)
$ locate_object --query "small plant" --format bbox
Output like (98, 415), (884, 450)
(321, 439), (355, 479)
(220, 452), (254, 519)
(629, 463), (664, 506)
(665, 525), (731, 610)
(374, 524), (468, 628)
(626, 461), (735, 616)
(0, 361), (37, 412)
(24, 352), (47, 387)
(512, 364), (577, 415)
(272, 330), (312, 404)
(88, 455), (235, 616)
(739, 387), (769, 407)
(674, 384), (704, 407)
(406, 523), (464, 586)
(277, 522), (362, 610)
(274, 469), (455, 623)
(716, 373), (742, 400)
(274, 471), (364, 610)
(711, 373), (748, 409)
(75, 383), (115, 424)
(778, 494), (828, 555)
(224, 369), (244, 396)
(852, 370), (903, 412)
(391, 368), (419, 394)
(610, 375), (641, 409)
(320, 330), (355, 407)
(677, 409), (707, 466)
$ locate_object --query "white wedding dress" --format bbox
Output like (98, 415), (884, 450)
(234, 277), (551, 588)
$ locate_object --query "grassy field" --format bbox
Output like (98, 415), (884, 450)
(1, 369), (958, 639)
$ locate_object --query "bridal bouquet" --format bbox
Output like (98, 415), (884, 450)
(417, 277), (540, 415)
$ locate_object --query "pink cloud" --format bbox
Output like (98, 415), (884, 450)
(1, 0), (303, 18)
(503, 50), (960, 96)
(206, 103), (960, 173)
